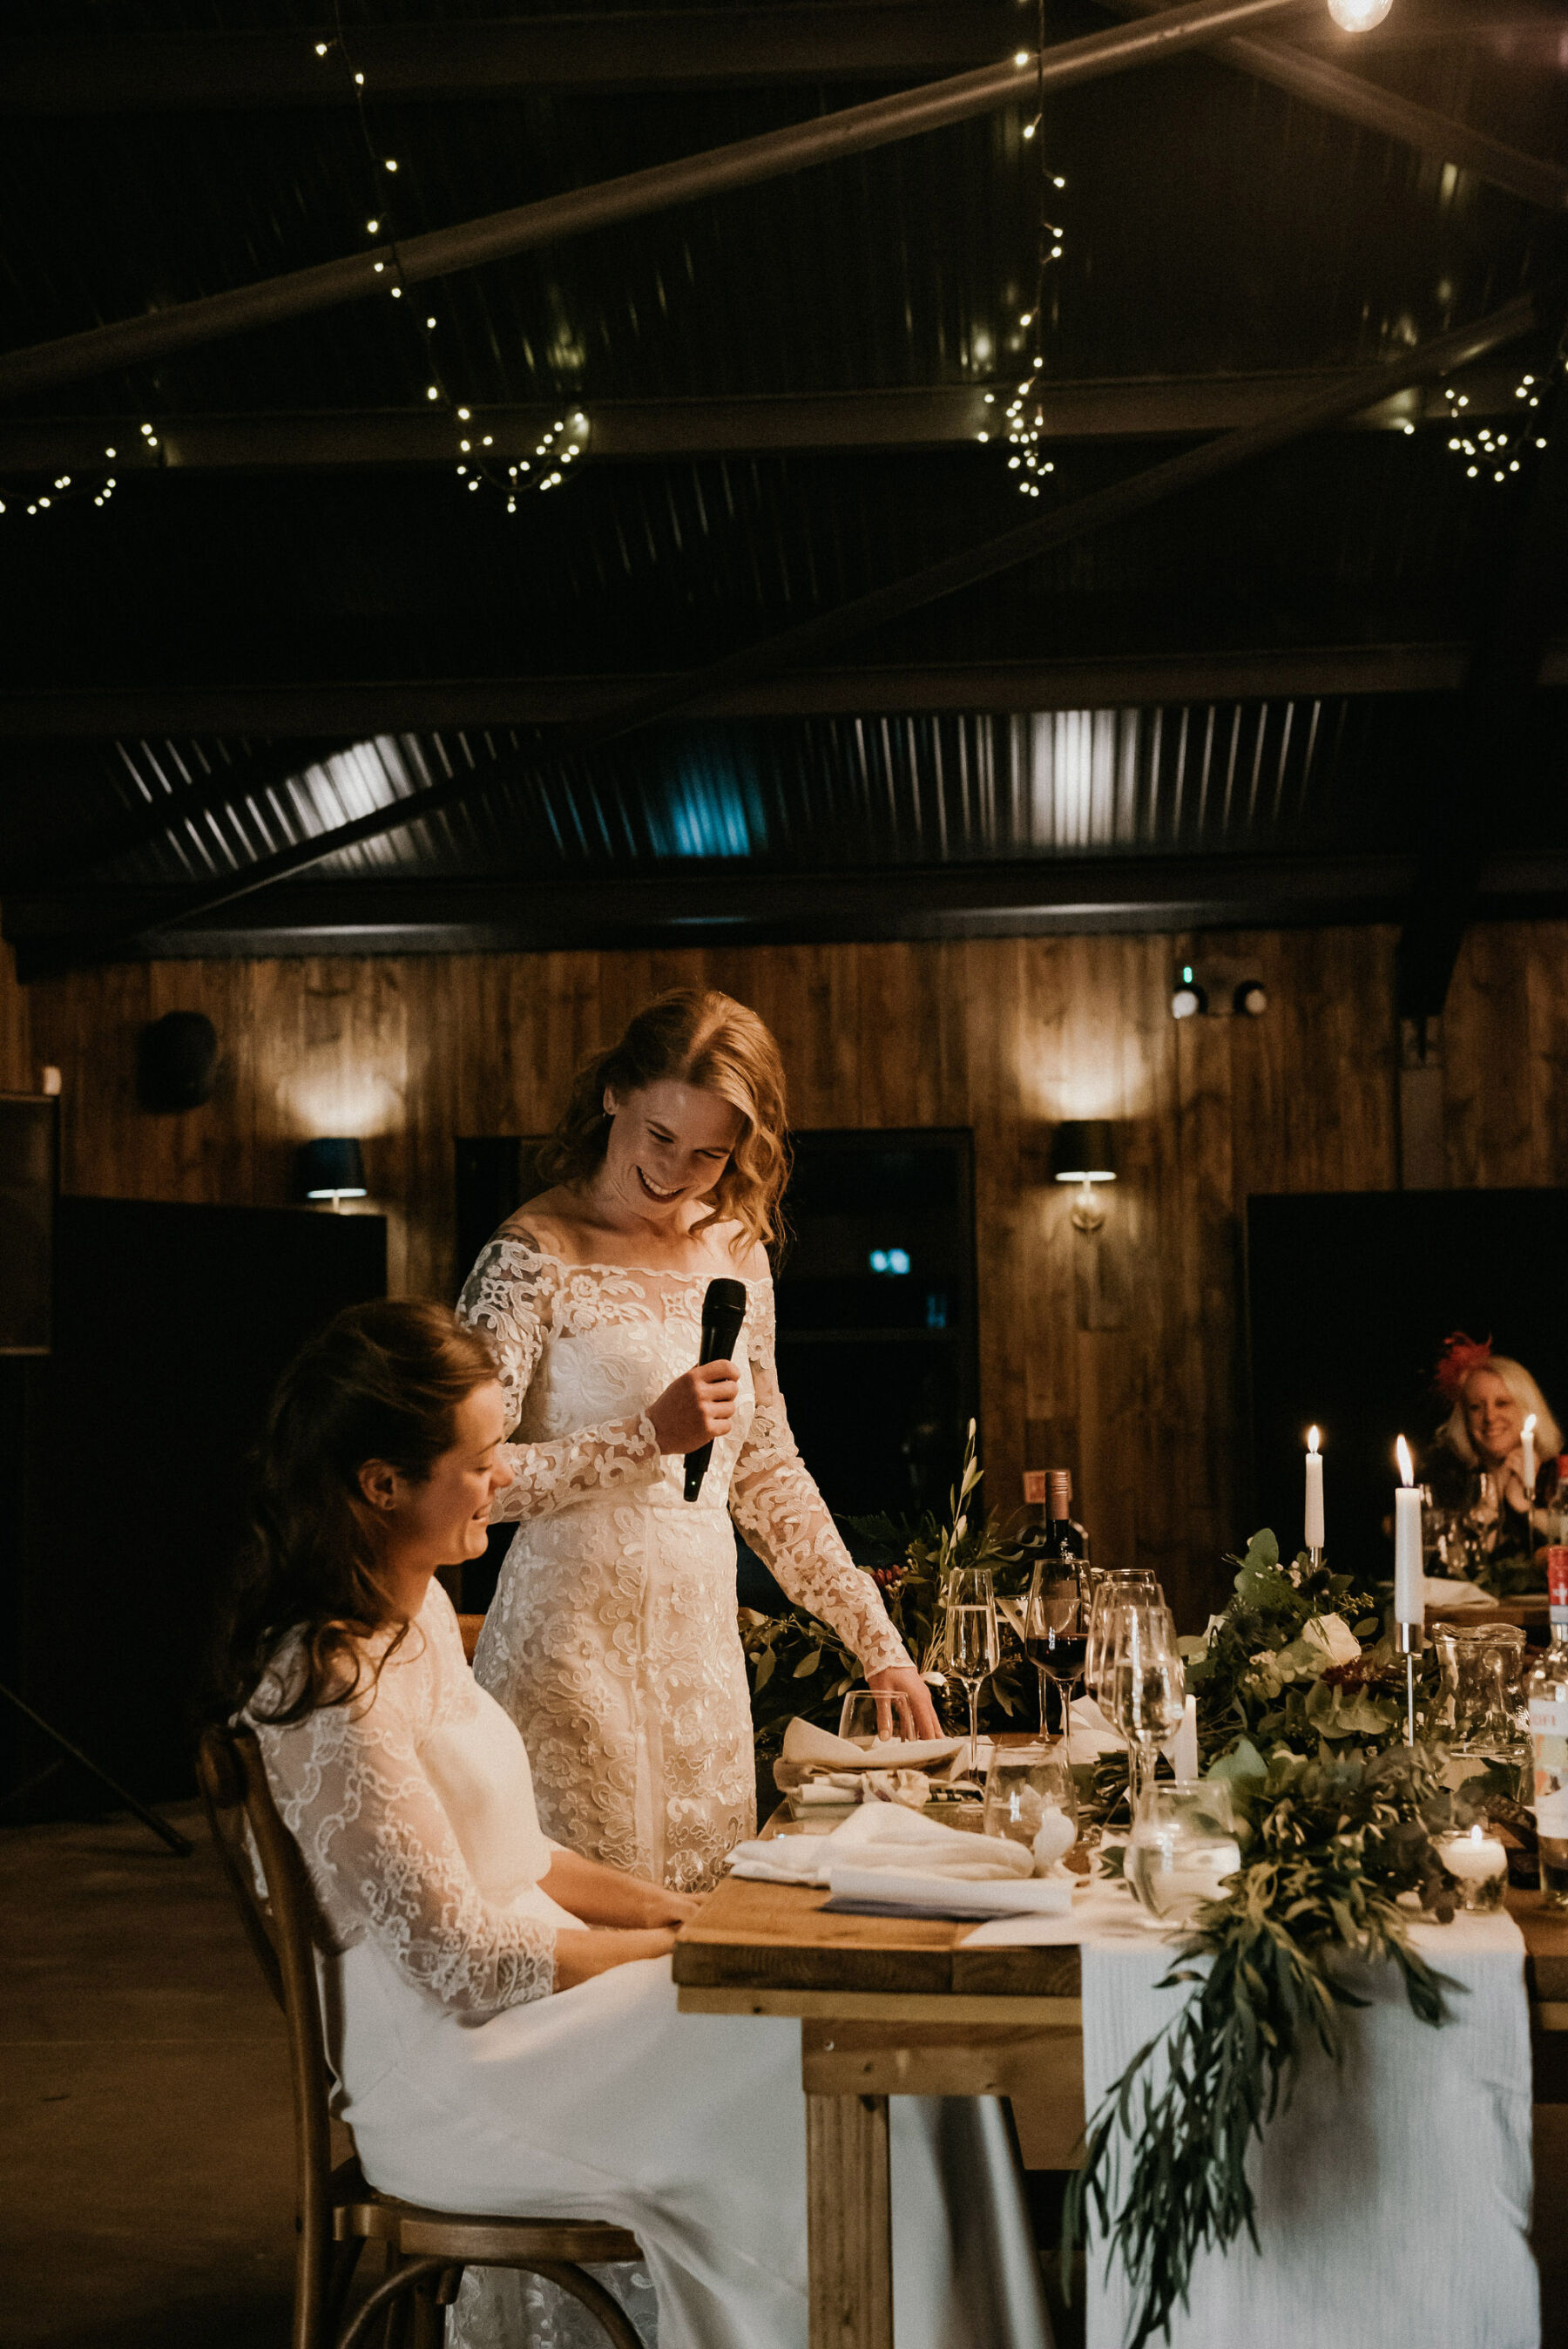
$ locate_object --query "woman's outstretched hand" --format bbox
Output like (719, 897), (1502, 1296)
(868, 1664), (943, 1740)
(648, 1360), (740, 1455)
(551, 1926), (680, 1990)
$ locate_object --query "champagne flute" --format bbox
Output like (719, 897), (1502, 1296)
(1024, 1559), (1085, 1755)
(944, 1567), (1000, 1782)
(1084, 1571), (1160, 1706)
(1101, 1601), (1186, 1821)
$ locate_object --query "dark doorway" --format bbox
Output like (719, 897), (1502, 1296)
(1, 1198), (386, 1814)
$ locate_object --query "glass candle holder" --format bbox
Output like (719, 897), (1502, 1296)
(1125, 1781), (1241, 1925)
(982, 1746), (1078, 1870)
(1432, 1824), (1509, 1912)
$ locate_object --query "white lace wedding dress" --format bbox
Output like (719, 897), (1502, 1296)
(456, 1235), (912, 1894)
(248, 1583), (1053, 2349)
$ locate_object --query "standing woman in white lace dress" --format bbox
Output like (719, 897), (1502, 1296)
(457, 988), (937, 1892)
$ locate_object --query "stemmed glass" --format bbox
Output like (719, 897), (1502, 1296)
(1084, 1570), (1160, 1704)
(1024, 1559), (1086, 1756)
(1100, 1601), (1186, 1820)
(944, 1566), (1000, 1781)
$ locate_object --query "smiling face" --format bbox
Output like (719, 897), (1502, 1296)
(1463, 1367), (1523, 1467)
(360, 1378), (514, 1577)
(601, 1077), (744, 1228)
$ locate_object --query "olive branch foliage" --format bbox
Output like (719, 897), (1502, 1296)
(1063, 1528), (1484, 2348)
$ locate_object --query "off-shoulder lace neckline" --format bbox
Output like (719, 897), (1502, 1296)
(497, 1238), (767, 1286)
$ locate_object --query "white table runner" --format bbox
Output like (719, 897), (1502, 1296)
(1080, 1905), (1538, 2349)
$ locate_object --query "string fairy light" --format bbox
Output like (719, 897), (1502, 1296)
(980, 0), (1066, 501)
(1436, 342), (1562, 489)
(309, 6), (590, 511)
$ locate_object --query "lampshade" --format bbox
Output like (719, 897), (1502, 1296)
(1050, 1120), (1118, 1184)
(297, 1137), (368, 1202)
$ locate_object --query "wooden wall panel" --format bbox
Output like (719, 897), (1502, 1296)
(0, 931), (30, 1094)
(17, 918), (1568, 1628)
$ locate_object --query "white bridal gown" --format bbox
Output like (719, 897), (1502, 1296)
(456, 1235), (913, 1892)
(249, 1585), (1053, 2349)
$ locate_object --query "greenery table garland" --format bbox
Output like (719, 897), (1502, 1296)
(742, 1494), (1517, 2349)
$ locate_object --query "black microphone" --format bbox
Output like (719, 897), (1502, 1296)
(684, 1276), (748, 1503)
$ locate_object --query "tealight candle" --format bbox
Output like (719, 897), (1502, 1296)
(1434, 1824), (1508, 1911)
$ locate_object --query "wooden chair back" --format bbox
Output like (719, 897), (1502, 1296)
(196, 1719), (338, 2349)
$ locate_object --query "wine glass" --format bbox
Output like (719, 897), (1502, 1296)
(1101, 1601), (1186, 1820)
(1023, 1559), (1085, 1755)
(944, 1566), (1000, 1782)
(1084, 1571), (1160, 1707)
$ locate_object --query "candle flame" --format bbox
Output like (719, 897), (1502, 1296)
(1307, 1425), (1320, 1455)
(1470, 1824), (1484, 1843)
(1396, 1435), (1414, 1487)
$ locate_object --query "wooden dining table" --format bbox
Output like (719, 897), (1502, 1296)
(672, 1844), (1568, 2349)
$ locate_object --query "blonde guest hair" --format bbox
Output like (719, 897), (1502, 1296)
(537, 989), (790, 1253)
(1440, 1355), (1562, 1468)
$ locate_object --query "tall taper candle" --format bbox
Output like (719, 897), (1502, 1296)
(1172, 1694), (1199, 1781)
(1305, 1425), (1325, 1554)
(1395, 1435), (1423, 1624)
(1524, 1413), (1538, 1502)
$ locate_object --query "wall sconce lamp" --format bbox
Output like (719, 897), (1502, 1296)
(1050, 1120), (1118, 1234)
(297, 1136), (368, 1210)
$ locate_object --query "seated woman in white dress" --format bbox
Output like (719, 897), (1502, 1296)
(222, 1299), (1052, 2349)
(457, 986), (939, 1893)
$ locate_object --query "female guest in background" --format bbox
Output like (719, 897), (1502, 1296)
(1430, 1331), (1562, 1557)
(225, 1301), (1050, 2349)
(456, 988), (935, 1892)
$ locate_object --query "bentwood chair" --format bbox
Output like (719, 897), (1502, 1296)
(196, 1722), (645, 2349)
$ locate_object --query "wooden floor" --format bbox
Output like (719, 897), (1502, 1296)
(4, 1805), (1568, 2347)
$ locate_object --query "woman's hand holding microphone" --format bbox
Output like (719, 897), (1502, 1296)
(648, 1360), (740, 1456)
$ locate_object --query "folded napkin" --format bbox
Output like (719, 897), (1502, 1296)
(728, 1797), (1035, 1889)
(1423, 1575), (1494, 1610)
(827, 1866), (1074, 1919)
(1067, 1694), (1126, 1757)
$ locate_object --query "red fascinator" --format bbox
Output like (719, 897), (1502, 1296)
(1435, 1330), (1493, 1402)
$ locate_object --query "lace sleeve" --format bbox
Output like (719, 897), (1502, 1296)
(730, 1279), (912, 1677)
(251, 1648), (557, 2020)
(457, 1235), (659, 1520)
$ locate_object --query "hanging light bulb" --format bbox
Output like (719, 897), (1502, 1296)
(1326, 0), (1392, 29)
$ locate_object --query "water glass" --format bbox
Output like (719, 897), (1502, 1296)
(838, 1688), (920, 1748)
(983, 1745), (1078, 1869)
(944, 1567), (1000, 1781)
(1126, 1780), (1241, 1924)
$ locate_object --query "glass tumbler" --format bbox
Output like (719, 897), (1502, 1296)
(1125, 1781), (1242, 1925)
(982, 1745), (1078, 1869)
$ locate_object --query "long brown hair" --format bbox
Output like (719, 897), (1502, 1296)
(216, 1299), (498, 1726)
(536, 987), (790, 1250)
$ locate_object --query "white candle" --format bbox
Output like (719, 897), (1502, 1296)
(1305, 1425), (1325, 1552)
(1524, 1414), (1538, 1500)
(1438, 1825), (1507, 1885)
(1395, 1435), (1423, 1624)
(1171, 1695), (1199, 1782)
(1031, 1807), (1077, 1872)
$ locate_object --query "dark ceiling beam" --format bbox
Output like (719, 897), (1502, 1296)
(7, 643), (1568, 744)
(0, 367), (1539, 476)
(1396, 362), (1568, 1018)
(17, 280), (1546, 977)
(14, 853), (1568, 976)
(1100, 0), (1568, 211)
(0, 3), (1551, 112)
(0, 0), (1309, 403)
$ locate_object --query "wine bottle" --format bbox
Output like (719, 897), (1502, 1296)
(1528, 1548), (1568, 1910)
(1044, 1469), (1091, 1574)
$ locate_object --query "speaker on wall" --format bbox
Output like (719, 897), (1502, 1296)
(137, 1011), (220, 1112)
(0, 1093), (57, 1355)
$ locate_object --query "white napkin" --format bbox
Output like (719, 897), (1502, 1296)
(829, 1866), (1074, 1918)
(1423, 1576), (1494, 1611)
(1067, 1695), (1126, 1757)
(781, 1716), (962, 1771)
(728, 1799), (1034, 1887)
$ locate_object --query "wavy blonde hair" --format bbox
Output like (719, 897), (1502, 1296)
(537, 988), (789, 1252)
(1440, 1353), (1561, 1469)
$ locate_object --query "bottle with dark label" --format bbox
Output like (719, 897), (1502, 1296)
(1022, 1472), (1091, 1709)
(1528, 1548), (1568, 1909)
